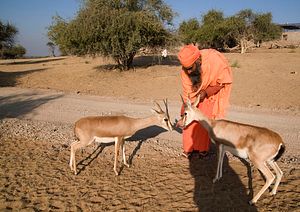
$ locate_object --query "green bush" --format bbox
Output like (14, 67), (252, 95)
(1, 45), (26, 59)
(178, 9), (282, 53)
(48, 0), (175, 70)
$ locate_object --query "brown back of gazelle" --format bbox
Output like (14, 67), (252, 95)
(74, 116), (138, 139)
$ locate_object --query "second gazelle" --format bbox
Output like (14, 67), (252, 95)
(178, 95), (285, 205)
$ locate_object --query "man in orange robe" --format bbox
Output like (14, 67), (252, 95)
(177, 44), (233, 158)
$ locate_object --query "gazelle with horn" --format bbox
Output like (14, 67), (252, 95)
(70, 99), (173, 175)
(179, 95), (285, 205)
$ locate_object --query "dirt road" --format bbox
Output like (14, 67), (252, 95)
(1, 87), (299, 156)
(0, 87), (299, 211)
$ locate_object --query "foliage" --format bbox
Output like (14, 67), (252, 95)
(197, 10), (225, 49)
(178, 18), (199, 44)
(178, 9), (282, 53)
(252, 13), (281, 42)
(0, 20), (26, 59)
(48, 0), (175, 70)
(1, 45), (26, 59)
(0, 20), (18, 49)
(47, 16), (71, 56)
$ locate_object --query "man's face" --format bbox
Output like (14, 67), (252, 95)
(183, 60), (201, 88)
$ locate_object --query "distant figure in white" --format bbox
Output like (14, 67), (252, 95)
(161, 49), (168, 58)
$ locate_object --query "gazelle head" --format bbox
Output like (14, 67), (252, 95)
(152, 99), (173, 131)
(179, 94), (201, 128)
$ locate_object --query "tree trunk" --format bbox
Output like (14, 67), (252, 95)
(115, 52), (136, 71)
(240, 39), (246, 54)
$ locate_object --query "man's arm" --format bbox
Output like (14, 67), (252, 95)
(205, 84), (224, 97)
(198, 84), (224, 102)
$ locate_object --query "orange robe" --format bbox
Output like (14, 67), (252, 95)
(180, 49), (233, 153)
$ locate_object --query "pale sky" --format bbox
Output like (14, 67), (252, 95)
(1, 0), (299, 56)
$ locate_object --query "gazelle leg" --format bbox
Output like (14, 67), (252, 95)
(70, 141), (80, 173)
(69, 142), (75, 170)
(268, 160), (283, 195)
(249, 162), (275, 205)
(120, 138), (130, 168)
(213, 144), (222, 183)
(70, 140), (91, 175)
(213, 144), (225, 183)
(219, 144), (227, 180)
(114, 137), (121, 175)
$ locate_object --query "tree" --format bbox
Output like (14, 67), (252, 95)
(178, 9), (282, 53)
(178, 10), (227, 49)
(0, 20), (18, 49)
(47, 16), (70, 56)
(48, 0), (175, 70)
(197, 10), (226, 50)
(0, 20), (18, 58)
(234, 9), (257, 53)
(47, 41), (56, 57)
(0, 20), (26, 59)
(2, 45), (26, 59)
(178, 18), (199, 44)
(234, 10), (281, 53)
(252, 13), (281, 46)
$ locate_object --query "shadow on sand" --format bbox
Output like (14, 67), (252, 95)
(0, 57), (66, 65)
(0, 92), (63, 120)
(132, 55), (180, 68)
(0, 68), (48, 87)
(188, 144), (258, 212)
(74, 125), (168, 175)
(93, 54), (180, 71)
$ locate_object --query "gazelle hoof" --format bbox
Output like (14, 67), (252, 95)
(248, 200), (255, 205)
(212, 178), (218, 183)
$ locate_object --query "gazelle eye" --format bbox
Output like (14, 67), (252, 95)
(164, 118), (168, 122)
(184, 112), (187, 116)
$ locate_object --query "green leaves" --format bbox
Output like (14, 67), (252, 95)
(0, 20), (18, 49)
(0, 20), (26, 59)
(1, 45), (26, 59)
(178, 9), (281, 52)
(253, 13), (281, 42)
(178, 18), (199, 44)
(47, 0), (174, 70)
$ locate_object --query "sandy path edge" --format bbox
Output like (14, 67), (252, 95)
(0, 86), (299, 157)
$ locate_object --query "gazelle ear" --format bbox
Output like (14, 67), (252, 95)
(186, 98), (192, 107)
(186, 94), (193, 107)
(180, 94), (185, 104)
(193, 94), (201, 107)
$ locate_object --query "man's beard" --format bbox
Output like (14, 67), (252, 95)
(188, 62), (201, 88)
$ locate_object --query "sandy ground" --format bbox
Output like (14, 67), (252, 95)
(0, 48), (300, 211)
(0, 48), (299, 113)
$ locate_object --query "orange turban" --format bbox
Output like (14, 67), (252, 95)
(178, 44), (201, 68)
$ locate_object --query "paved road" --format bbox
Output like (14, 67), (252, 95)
(1, 87), (299, 156)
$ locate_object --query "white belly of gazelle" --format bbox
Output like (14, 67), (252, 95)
(224, 146), (248, 159)
(93, 135), (132, 144)
(94, 137), (115, 144)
